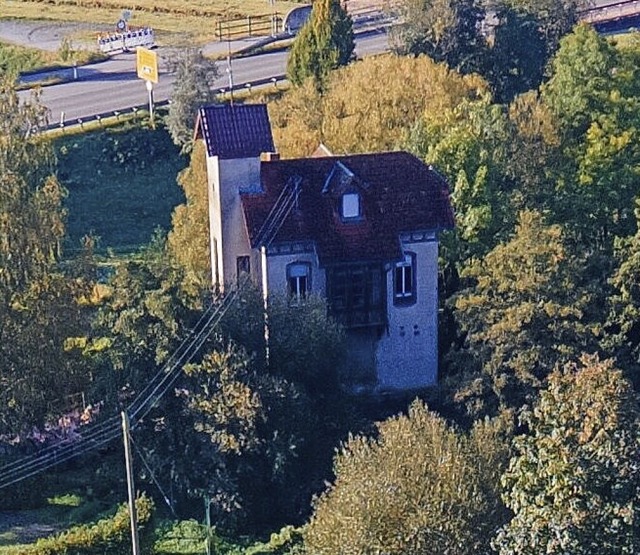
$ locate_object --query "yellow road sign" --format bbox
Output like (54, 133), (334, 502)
(136, 46), (158, 84)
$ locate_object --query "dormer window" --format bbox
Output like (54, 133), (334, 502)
(341, 193), (361, 220)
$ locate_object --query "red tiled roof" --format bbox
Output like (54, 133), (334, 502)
(195, 104), (275, 160)
(241, 152), (455, 265)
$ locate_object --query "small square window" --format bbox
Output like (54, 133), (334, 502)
(341, 193), (360, 219)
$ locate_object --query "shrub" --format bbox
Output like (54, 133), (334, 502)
(11, 495), (154, 555)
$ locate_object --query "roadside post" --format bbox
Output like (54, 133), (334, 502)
(136, 46), (158, 128)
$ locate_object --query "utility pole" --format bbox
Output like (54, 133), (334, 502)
(226, 28), (234, 105)
(122, 411), (141, 555)
(261, 245), (270, 365)
(204, 496), (213, 555)
(146, 80), (155, 128)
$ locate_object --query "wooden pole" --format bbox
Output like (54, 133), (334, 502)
(122, 411), (141, 555)
(261, 245), (270, 365)
(205, 496), (212, 555)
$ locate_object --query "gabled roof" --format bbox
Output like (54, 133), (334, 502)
(241, 152), (455, 265)
(195, 104), (275, 159)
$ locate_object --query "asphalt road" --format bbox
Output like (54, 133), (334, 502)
(13, 0), (637, 124)
(18, 31), (390, 125)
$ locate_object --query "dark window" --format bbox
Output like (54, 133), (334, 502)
(287, 262), (311, 300)
(237, 256), (250, 282)
(327, 263), (385, 328)
(394, 253), (416, 305)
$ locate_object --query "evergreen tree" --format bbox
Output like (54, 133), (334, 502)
(287, 0), (354, 88)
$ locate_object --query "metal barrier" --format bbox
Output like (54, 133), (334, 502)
(213, 4), (388, 41)
(45, 74), (288, 132)
(215, 14), (282, 41)
(98, 27), (155, 54)
(580, 0), (640, 22)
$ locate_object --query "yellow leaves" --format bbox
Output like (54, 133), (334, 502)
(63, 336), (88, 351)
(307, 401), (510, 555)
(270, 54), (489, 158)
(76, 282), (111, 306)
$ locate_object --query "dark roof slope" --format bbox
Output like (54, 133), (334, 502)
(196, 104), (275, 159)
(242, 152), (455, 265)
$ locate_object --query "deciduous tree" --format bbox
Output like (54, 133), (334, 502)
(167, 141), (211, 294)
(305, 401), (512, 555)
(487, 6), (547, 103)
(407, 96), (513, 261)
(450, 210), (597, 416)
(506, 0), (582, 58)
(494, 355), (640, 555)
(0, 80), (91, 435)
(542, 25), (640, 244)
(389, 0), (486, 74)
(273, 54), (488, 157)
(165, 48), (218, 153)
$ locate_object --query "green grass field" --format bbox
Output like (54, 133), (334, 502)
(55, 120), (187, 255)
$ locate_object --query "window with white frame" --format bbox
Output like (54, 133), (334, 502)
(394, 252), (416, 305)
(287, 262), (311, 300)
(341, 192), (361, 220)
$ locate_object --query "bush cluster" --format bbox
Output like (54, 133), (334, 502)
(11, 495), (154, 555)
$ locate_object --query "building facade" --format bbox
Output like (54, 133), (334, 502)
(195, 104), (454, 392)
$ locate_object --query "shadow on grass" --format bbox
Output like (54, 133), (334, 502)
(55, 120), (187, 256)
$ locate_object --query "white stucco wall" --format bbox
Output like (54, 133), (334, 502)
(375, 240), (439, 390)
(206, 153), (261, 290)
(263, 249), (324, 297)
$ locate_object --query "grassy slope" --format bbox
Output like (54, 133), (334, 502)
(55, 121), (186, 255)
(2, 0), (304, 45)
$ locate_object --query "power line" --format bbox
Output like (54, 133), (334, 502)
(131, 281), (247, 425)
(254, 175), (301, 248)
(0, 280), (249, 489)
(0, 425), (122, 489)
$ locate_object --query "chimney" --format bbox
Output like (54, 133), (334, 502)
(261, 152), (280, 162)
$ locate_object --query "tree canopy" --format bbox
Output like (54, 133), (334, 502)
(0, 80), (92, 435)
(389, 0), (486, 74)
(165, 48), (218, 153)
(272, 54), (487, 158)
(305, 401), (512, 555)
(286, 0), (354, 88)
(494, 355), (640, 555)
(450, 210), (598, 416)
